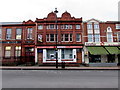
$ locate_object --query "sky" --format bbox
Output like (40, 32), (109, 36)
(0, 0), (119, 22)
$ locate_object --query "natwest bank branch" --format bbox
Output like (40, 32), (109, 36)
(84, 42), (120, 66)
(35, 46), (83, 65)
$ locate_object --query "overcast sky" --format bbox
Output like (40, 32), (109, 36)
(0, 0), (119, 22)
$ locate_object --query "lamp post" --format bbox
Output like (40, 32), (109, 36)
(54, 8), (58, 68)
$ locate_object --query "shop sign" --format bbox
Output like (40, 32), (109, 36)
(85, 42), (120, 46)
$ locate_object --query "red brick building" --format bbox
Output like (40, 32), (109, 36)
(1, 11), (83, 66)
(35, 11), (83, 65)
(1, 13), (120, 66)
(83, 18), (120, 66)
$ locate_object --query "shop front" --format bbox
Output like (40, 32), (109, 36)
(35, 46), (83, 65)
(84, 42), (120, 66)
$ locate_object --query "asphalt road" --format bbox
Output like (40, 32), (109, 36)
(1, 70), (119, 88)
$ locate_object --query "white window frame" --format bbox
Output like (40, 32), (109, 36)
(27, 28), (33, 39)
(88, 34), (93, 42)
(94, 34), (100, 42)
(76, 34), (81, 42)
(76, 25), (81, 29)
(16, 28), (22, 40)
(116, 24), (120, 29)
(38, 25), (43, 30)
(87, 24), (93, 30)
(94, 24), (99, 30)
(107, 27), (113, 42)
(61, 34), (73, 42)
(46, 34), (57, 42)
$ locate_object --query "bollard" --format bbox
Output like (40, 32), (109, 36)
(61, 61), (65, 69)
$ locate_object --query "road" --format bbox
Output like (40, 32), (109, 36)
(2, 70), (118, 88)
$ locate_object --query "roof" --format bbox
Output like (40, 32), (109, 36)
(0, 22), (22, 25)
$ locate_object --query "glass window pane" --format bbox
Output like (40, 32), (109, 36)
(76, 34), (81, 41)
(87, 24), (92, 30)
(65, 34), (69, 41)
(88, 34), (93, 42)
(5, 46), (11, 50)
(61, 49), (73, 59)
(38, 25), (43, 30)
(47, 49), (56, 59)
(76, 25), (80, 29)
(94, 24), (99, 29)
(94, 34), (100, 42)
(50, 34), (54, 41)
(5, 51), (11, 57)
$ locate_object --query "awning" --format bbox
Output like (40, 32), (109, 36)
(105, 47), (120, 54)
(87, 47), (109, 55)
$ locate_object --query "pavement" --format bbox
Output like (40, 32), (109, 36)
(0, 66), (120, 70)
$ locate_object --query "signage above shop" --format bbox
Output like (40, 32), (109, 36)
(37, 46), (83, 49)
(85, 42), (120, 46)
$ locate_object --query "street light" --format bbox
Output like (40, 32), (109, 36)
(54, 8), (58, 68)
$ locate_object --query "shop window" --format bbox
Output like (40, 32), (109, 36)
(5, 46), (11, 58)
(89, 55), (101, 63)
(16, 28), (22, 40)
(47, 49), (56, 59)
(6, 28), (12, 40)
(15, 46), (21, 57)
(61, 49), (73, 59)
(107, 55), (115, 63)
(27, 28), (33, 39)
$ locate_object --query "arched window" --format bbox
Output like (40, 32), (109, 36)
(107, 27), (113, 42)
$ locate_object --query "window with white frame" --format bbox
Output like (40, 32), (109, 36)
(94, 24), (99, 30)
(107, 27), (113, 42)
(15, 46), (21, 57)
(116, 24), (120, 29)
(47, 49), (56, 59)
(107, 32), (113, 42)
(61, 34), (72, 42)
(76, 34), (81, 42)
(61, 25), (72, 29)
(61, 49), (73, 59)
(94, 34), (100, 42)
(6, 28), (12, 40)
(76, 25), (81, 29)
(46, 34), (57, 42)
(27, 28), (33, 39)
(16, 28), (22, 40)
(118, 32), (120, 42)
(88, 34), (93, 42)
(87, 24), (93, 30)
(38, 25), (43, 30)
(5, 46), (11, 58)
(47, 24), (58, 29)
